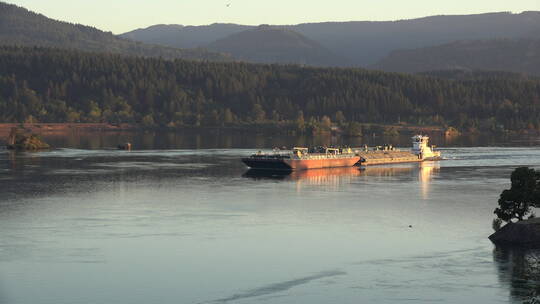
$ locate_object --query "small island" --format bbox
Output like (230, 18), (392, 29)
(6, 127), (50, 150)
(490, 167), (540, 247)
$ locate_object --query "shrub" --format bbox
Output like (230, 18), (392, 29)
(492, 218), (503, 232)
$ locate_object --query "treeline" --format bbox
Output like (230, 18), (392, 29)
(1, 46), (540, 132)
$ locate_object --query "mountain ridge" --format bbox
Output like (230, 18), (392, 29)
(206, 26), (341, 66)
(0, 2), (230, 61)
(120, 11), (540, 66)
(122, 23), (252, 49)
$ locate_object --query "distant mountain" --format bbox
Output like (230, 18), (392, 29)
(372, 38), (540, 76)
(0, 2), (229, 61)
(122, 12), (540, 66)
(292, 12), (540, 66)
(121, 23), (251, 49)
(120, 24), (186, 46)
(206, 26), (341, 66)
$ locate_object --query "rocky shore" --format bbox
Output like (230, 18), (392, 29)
(489, 218), (540, 247)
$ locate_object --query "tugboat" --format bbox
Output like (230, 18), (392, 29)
(411, 135), (441, 160)
(242, 147), (360, 170)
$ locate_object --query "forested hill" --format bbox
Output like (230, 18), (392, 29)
(0, 2), (229, 61)
(1, 46), (540, 133)
(372, 38), (540, 76)
(122, 23), (252, 50)
(206, 26), (340, 66)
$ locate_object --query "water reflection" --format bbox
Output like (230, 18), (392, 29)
(359, 165), (415, 177)
(244, 167), (362, 191)
(7, 150), (16, 170)
(244, 167), (361, 185)
(359, 162), (440, 199)
(419, 162), (440, 199)
(26, 130), (370, 150)
(5, 150), (45, 171)
(243, 162), (440, 196)
(5, 128), (540, 152)
(494, 247), (540, 303)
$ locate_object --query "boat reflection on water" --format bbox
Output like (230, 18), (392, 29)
(359, 161), (440, 199)
(244, 167), (361, 180)
(243, 161), (440, 195)
(243, 169), (293, 180)
(418, 161), (439, 199)
(243, 167), (362, 189)
(358, 165), (415, 177)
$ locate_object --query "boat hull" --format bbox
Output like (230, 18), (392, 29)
(241, 158), (293, 170)
(242, 156), (360, 170)
(284, 157), (360, 170)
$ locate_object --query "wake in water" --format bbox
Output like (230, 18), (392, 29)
(205, 270), (346, 303)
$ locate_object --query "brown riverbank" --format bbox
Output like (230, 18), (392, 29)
(0, 123), (138, 138)
(0, 122), (445, 136)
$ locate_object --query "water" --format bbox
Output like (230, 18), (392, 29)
(1, 132), (540, 304)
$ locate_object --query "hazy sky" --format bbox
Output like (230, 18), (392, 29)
(5, 0), (540, 34)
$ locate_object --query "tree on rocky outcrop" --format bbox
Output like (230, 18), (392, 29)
(6, 127), (49, 150)
(494, 167), (540, 223)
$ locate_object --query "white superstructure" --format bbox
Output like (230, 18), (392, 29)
(411, 135), (441, 160)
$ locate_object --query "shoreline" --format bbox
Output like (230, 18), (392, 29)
(2, 122), (534, 142)
(0, 122), (445, 134)
(0, 123), (139, 137)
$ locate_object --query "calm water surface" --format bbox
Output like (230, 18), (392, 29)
(1, 132), (540, 304)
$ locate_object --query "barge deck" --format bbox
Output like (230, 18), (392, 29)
(355, 135), (441, 166)
(355, 150), (422, 166)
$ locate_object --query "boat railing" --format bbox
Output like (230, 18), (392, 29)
(250, 150), (291, 159)
(292, 153), (357, 160)
(250, 148), (357, 160)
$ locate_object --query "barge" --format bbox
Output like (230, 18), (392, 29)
(356, 135), (441, 166)
(242, 147), (360, 170)
(242, 135), (441, 170)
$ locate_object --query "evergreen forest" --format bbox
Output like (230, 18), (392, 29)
(1, 46), (540, 133)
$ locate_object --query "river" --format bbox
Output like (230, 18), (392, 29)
(1, 131), (539, 303)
